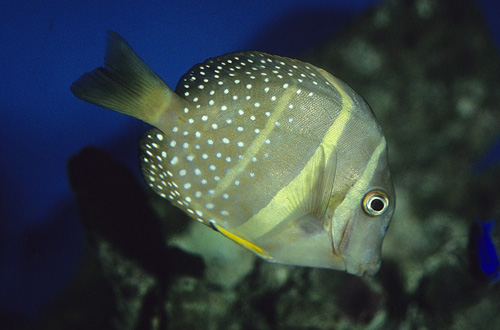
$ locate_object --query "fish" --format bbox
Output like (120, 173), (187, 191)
(470, 219), (500, 281)
(70, 31), (395, 276)
(470, 134), (500, 174)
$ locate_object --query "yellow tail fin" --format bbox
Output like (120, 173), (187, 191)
(70, 31), (183, 126)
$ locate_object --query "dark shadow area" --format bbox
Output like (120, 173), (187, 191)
(247, 6), (364, 57)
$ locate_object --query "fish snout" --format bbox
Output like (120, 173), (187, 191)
(347, 260), (381, 276)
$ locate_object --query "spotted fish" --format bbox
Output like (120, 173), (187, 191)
(71, 31), (395, 276)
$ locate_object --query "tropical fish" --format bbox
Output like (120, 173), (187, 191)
(470, 134), (500, 174)
(70, 31), (395, 276)
(471, 219), (500, 281)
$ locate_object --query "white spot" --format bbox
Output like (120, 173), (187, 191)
(184, 183), (192, 189)
(195, 131), (201, 138)
(221, 105), (228, 111)
(179, 169), (187, 176)
(211, 123), (218, 130)
(224, 89), (229, 94)
(205, 203), (214, 210)
(225, 156), (231, 163)
(170, 157), (179, 165)
(222, 137), (230, 144)
(265, 139), (271, 144)
(237, 126), (244, 132)
(216, 152), (222, 158)
(283, 83), (289, 88)
(209, 100), (215, 106)
(202, 153), (208, 160)
(156, 134), (164, 141)
(195, 191), (202, 198)
(246, 84), (252, 89)
(198, 85), (204, 89)
(182, 142), (189, 149)
(186, 155), (194, 161)
(249, 172), (255, 178)
(201, 115), (208, 122)
(188, 118), (194, 124)
(271, 95), (276, 101)
(234, 180), (240, 186)
(172, 126), (179, 133)
(214, 176), (220, 181)
(207, 139), (214, 145)
(194, 168), (201, 175)
(222, 193), (229, 199)
(265, 112), (271, 117)
(251, 156), (257, 162)
(254, 102), (260, 108)
(221, 210), (229, 216)
(237, 141), (244, 147)
(185, 197), (192, 203)
(226, 119), (232, 124)
(250, 115), (256, 121)
(289, 104), (294, 109)
(238, 109), (244, 115)
(161, 151), (167, 158)
(209, 164), (216, 171)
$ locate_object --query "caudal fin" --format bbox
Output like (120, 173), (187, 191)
(70, 31), (182, 125)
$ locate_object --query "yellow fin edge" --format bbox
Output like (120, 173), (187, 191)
(209, 221), (272, 259)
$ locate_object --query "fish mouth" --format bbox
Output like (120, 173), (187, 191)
(347, 261), (381, 276)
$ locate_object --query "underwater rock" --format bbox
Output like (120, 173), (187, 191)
(59, 0), (500, 329)
(67, 147), (204, 329)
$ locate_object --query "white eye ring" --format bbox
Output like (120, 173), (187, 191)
(362, 189), (389, 216)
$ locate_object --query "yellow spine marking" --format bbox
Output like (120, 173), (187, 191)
(213, 87), (296, 197)
(210, 221), (271, 259)
(235, 76), (354, 239)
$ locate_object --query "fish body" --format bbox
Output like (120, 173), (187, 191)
(471, 134), (500, 174)
(473, 219), (500, 281)
(71, 31), (395, 276)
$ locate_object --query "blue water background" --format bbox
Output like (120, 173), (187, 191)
(0, 0), (499, 320)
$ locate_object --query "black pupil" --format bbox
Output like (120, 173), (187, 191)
(370, 198), (385, 212)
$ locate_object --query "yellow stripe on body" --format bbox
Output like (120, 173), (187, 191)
(234, 75), (355, 239)
(209, 221), (271, 258)
(212, 87), (296, 197)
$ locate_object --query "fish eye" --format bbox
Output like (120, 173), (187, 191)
(362, 189), (390, 217)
